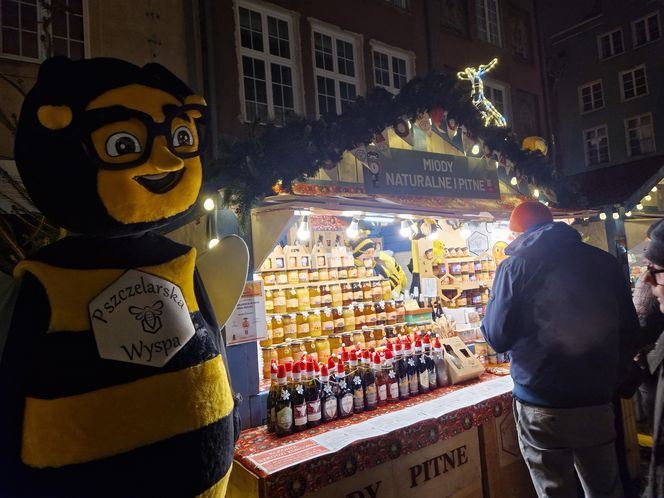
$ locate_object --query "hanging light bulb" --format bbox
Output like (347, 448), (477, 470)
(427, 222), (439, 240)
(346, 217), (360, 239)
(399, 220), (411, 237)
(203, 197), (215, 211)
(510, 176), (518, 186)
(645, 195), (653, 201)
(296, 216), (311, 241)
(471, 144), (480, 155)
(612, 212), (620, 220)
(625, 211), (632, 217)
(637, 203), (644, 210)
(653, 186), (658, 192)
(533, 188), (540, 198)
(208, 237), (220, 249)
(460, 225), (471, 239)
(599, 213), (607, 221)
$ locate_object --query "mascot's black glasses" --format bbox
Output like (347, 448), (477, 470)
(76, 103), (208, 170)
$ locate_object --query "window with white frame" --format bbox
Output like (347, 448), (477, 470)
(597, 28), (624, 59)
(632, 11), (661, 47)
(619, 65), (648, 101)
(578, 80), (604, 113)
(237, 3), (298, 124)
(0, 0), (84, 61)
(484, 81), (508, 118)
(476, 0), (501, 46)
(372, 46), (411, 93)
(313, 27), (359, 115)
(583, 125), (610, 166)
(625, 113), (655, 157)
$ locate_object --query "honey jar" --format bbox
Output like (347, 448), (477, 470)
(271, 315), (284, 344)
(298, 268), (309, 283)
(330, 283), (343, 307)
(364, 303), (377, 326)
(348, 265), (358, 279)
(342, 307), (356, 331)
(354, 303), (366, 328)
(375, 302), (387, 325)
(357, 265), (367, 278)
(275, 270), (288, 285)
(373, 326), (385, 344)
(363, 327), (375, 349)
(342, 283), (353, 306)
(262, 271), (276, 286)
(308, 311), (322, 337)
(283, 314), (297, 341)
(275, 343), (290, 364)
(264, 288), (274, 314)
(328, 267), (339, 281)
(290, 340), (306, 362)
(308, 268), (319, 282)
(385, 300), (397, 325)
(286, 289), (299, 313)
(328, 334), (342, 356)
(320, 285), (333, 307)
(341, 332), (353, 348)
(260, 318), (274, 347)
(261, 347), (277, 379)
(338, 265), (348, 280)
(287, 269), (299, 285)
(352, 282), (363, 302)
(318, 267), (330, 282)
(273, 289), (287, 314)
(304, 339), (317, 359)
(352, 330), (365, 349)
(321, 309), (334, 335)
(332, 307), (345, 334)
(297, 287), (310, 311)
(381, 280), (392, 301)
(309, 285), (321, 308)
(315, 337), (331, 364)
(296, 313), (310, 338)
(362, 280), (373, 302)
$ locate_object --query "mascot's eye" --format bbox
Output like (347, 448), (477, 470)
(106, 132), (141, 157)
(172, 126), (194, 147)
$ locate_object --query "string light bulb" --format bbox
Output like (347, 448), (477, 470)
(625, 211), (632, 217)
(645, 195), (653, 201)
(203, 197), (215, 211)
(637, 204), (644, 210)
(471, 144), (480, 155)
(533, 188), (540, 198)
(612, 212), (619, 220)
(599, 213), (607, 221)
(653, 186), (658, 192)
(399, 220), (411, 238)
(510, 176), (518, 186)
(208, 238), (220, 249)
(296, 216), (311, 241)
(346, 217), (360, 239)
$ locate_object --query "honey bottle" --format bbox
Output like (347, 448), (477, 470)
(342, 283), (353, 306)
(342, 306), (356, 332)
(354, 303), (366, 328)
(260, 318), (273, 347)
(371, 281), (383, 302)
(375, 301), (387, 326)
(364, 303), (377, 327)
(330, 283), (343, 308)
(352, 282), (363, 303)
(362, 280), (373, 302)
(264, 288), (275, 314)
(385, 300), (397, 325)
(296, 287), (310, 311)
(321, 308), (335, 336)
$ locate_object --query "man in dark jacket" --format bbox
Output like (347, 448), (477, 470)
(482, 201), (639, 498)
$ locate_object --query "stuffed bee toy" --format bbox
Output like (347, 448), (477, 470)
(0, 57), (238, 497)
(350, 236), (407, 295)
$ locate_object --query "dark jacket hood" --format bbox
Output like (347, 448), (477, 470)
(506, 222), (581, 257)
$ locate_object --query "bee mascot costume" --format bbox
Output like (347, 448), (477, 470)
(350, 236), (407, 295)
(0, 57), (240, 497)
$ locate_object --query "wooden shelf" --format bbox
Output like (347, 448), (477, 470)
(440, 280), (493, 291)
(267, 300), (392, 318)
(263, 276), (383, 291)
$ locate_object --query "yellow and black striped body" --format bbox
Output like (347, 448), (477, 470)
(0, 233), (235, 498)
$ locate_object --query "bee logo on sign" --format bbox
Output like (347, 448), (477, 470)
(129, 300), (164, 334)
(89, 270), (196, 367)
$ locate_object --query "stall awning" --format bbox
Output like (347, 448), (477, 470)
(558, 154), (664, 210)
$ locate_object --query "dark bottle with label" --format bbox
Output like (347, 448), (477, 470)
(291, 362), (308, 432)
(423, 335), (437, 390)
(320, 365), (338, 422)
(336, 359), (354, 418)
(267, 361), (279, 432)
(374, 353), (387, 406)
(274, 364), (293, 437)
(305, 360), (322, 428)
(384, 349), (399, 402)
(414, 339), (430, 394)
(395, 342), (410, 400)
(349, 350), (365, 413)
(363, 351), (378, 411)
(434, 339), (449, 387)
(405, 341), (420, 397)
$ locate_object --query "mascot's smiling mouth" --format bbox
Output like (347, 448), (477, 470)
(134, 168), (184, 194)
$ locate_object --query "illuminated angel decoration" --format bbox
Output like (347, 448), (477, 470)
(457, 58), (507, 128)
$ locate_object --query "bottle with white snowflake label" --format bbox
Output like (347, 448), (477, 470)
(374, 353), (387, 406)
(305, 360), (322, 428)
(384, 349), (399, 403)
(292, 362), (308, 432)
(267, 360), (279, 432)
(405, 340), (419, 397)
(363, 352), (378, 411)
(336, 359), (354, 418)
(349, 350), (365, 413)
(320, 364), (338, 422)
(415, 339), (430, 394)
(423, 335), (437, 390)
(275, 364), (293, 437)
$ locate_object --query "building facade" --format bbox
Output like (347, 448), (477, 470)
(542, 0), (664, 177)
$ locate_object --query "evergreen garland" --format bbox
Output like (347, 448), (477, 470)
(207, 70), (575, 219)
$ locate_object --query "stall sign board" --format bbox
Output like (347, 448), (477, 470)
(304, 428), (482, 498)
(363, 149), (499, 200)
(226, 281), (267, 346)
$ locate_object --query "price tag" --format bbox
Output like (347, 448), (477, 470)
(421, 277), (438, 298)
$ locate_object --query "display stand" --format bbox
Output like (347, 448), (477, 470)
(228, 375), (536, 498)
